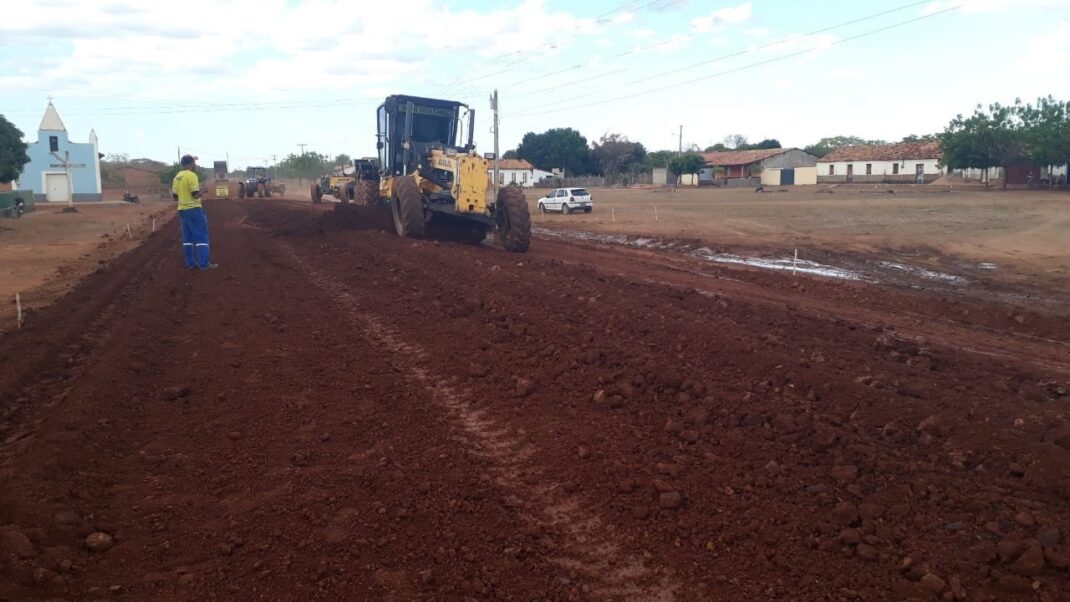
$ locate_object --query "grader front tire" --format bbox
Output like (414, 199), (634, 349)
(356, 181), (378, 207)
(391, 176), (425, 239)
(311, 183), (323, 204)
(497, 187), (530, 252)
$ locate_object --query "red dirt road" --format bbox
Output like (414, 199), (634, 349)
(1, 198), (1068, 601)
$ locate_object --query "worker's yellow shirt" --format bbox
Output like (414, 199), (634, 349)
(172, 169), (202, 210)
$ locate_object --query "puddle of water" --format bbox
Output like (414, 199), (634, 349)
(534, 227), (865, 282)
(693, 248), (864, 280)
(535, 227), (982, 288)
(876, 261), (967, 285)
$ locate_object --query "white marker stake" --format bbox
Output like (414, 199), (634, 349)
(611, 207), (615, 222)
(127, 224), (133, 239)
(152, 217), (156, 233)
(654, 204), (659, 222)
(793, 248), (798, 276)
(15, 293), (22, 329)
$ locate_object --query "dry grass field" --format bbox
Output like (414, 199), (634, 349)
(529, 185), (1070, 286)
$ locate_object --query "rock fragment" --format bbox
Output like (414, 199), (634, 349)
(85, 531), (114, 552)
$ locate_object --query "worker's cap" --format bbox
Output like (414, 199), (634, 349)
(180, 154), (198, 166)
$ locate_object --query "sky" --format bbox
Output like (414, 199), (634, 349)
(2, 0), (1068, 169)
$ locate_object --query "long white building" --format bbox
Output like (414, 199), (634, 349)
(817, 141), (943, 184)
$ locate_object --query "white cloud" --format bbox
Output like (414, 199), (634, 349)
(1014, 23), (1070, 97)
(0, 0), (601, 102)
(691, 2), (752, 33)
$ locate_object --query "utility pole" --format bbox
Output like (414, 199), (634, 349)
(271, 154), (277, 179)
(678, 125), (683, 155)
(491, 89), (500, 202)
(297, 143), (308, 155)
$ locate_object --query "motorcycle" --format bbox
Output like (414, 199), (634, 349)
(4, 198), (25, 218)
(122, 191), (142, 204)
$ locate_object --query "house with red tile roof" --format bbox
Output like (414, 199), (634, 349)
(817, 141), (944, 184)
(699, 148), (817, 184)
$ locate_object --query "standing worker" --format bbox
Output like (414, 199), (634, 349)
(172, 154), (218, 270)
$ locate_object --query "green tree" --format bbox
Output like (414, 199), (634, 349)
(0, 115), (30, 184)
(704, 143), (728, 152)
(1017, 96), (1070, 183)
(900, 134), (937, 143)
(276, 152), (330, 184)
(940, 102), (1026, 189)
(502, 149), (519, 160)
(803, 135), (888, 158)
(591, 133), (646, 175)
(746, 138), (782, 150)
(644, 150), (676, 169)
(160, 162), (210, 186)
(668, 153), (706, 187)
(333, 153), (352, 167)
(515, 128), (595, 175)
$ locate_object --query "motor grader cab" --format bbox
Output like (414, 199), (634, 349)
(374, 94), (530, 251)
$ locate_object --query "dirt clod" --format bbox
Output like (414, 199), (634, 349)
(85, 532), (114, 552)
(919, 573), (946, 593)
(659, 492), (683, 509)
(160, 386), (191, 401)
(0, 529), (36, 559)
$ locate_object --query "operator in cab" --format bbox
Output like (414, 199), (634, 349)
(172, 154), (218, 270)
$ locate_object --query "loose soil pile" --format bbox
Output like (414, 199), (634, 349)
(0, 198), (1067, 601)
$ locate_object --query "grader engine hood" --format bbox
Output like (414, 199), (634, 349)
(429, 153), (489, 214)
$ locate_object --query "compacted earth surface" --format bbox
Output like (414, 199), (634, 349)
(0, 198), (1067, 601)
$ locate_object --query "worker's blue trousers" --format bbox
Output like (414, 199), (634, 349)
(178, 207), (211, 269)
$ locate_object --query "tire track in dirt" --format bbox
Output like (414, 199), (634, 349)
(278, 239), (681, 602)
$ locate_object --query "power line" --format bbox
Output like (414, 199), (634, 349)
(507, 0), (940, 116)
(439, 0), (673, 95)
(509, 4), (962, 119)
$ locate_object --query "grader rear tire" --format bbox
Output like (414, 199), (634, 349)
(238, 183), (246, 199)
(497, 186), (530, 252)
(356, 181), (378, 207)
(311, 183), (323, 204)
(257, 183), (266, 199)
(391, 176), (425, 239)
(338, 184), (350, 204)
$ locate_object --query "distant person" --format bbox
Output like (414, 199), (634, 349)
(172, 154), (218, 270)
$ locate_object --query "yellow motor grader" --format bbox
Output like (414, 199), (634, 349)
(360, 94), (530, 251)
